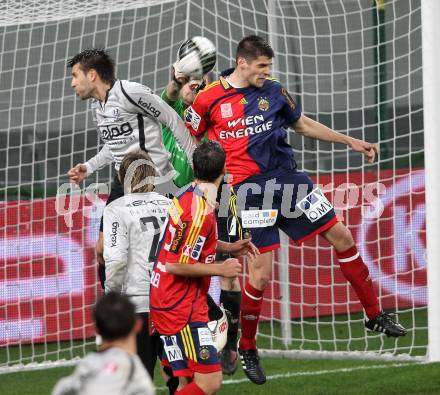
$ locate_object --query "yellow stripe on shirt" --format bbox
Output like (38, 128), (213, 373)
(181, 196), (207, 263)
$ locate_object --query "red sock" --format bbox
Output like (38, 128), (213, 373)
(337, 246), (381, 319)
(239, 282), (264, 350)
(175, 382), (206, 395)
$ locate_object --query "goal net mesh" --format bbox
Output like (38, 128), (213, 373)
(0, 0), (425, 371)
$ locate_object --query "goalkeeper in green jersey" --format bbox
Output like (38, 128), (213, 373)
(160, 71), (201, 187)
(160, 54), (243, 377)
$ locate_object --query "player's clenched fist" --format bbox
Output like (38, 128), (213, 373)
(222, 258), (242, 278)
(67, 163), (88, 184)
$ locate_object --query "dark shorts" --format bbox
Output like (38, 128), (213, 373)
(160, 322), (221, 377)
(215, 182), (232, 261)
(99, 175), (124, 232)
(232, 169), (338, 253)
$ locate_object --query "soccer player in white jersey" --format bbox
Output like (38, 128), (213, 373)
(103, 150), (170, 382)
(65, 48), (196, 287)
(52, 292), (155, 395)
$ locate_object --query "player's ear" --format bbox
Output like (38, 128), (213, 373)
(236, 56), (247, 68)
(87, 68), (97, 82)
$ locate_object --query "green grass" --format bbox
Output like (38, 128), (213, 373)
(0, 309), (430, 394)
(257, 309), (427, 357)
(2, 358), (440, 395)
(1, 309), (427, 368)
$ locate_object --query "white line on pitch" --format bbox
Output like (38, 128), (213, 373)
(156, 361), (427, 392)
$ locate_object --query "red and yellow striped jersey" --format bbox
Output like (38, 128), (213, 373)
(185, 68), (302, 185)
(150, 183), (217, 335)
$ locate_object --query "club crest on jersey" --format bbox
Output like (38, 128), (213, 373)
(220, 103), (233, 118)
(258, 97), (270, 111)
(199, 346), (210, 360)
(191, 235), (206, 260)
(112, 108), (123, 122)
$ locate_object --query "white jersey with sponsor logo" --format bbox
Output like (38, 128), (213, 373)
(103, 192), (171, 313)
(85, 79), (196, 177)
(52, 347), (155, 395)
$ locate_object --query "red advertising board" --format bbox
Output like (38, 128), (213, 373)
(0, 196), (103, 345)
(261, 169), (426, 320)
(0, 169), (426, 344)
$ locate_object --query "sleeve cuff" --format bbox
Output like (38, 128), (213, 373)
(85, 162), (94, 177)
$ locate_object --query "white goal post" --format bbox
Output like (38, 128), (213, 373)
(0, 0), (436, 372)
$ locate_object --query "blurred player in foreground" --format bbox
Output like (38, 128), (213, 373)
(186, 35), (407, 385)
(52, 292), (155, 395)
(150, 141), (256, 395)
(162, 38), (243, 374)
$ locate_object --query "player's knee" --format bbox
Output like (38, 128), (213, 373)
(340, 229), (355, 251)
(254, 273), (270, 290)
(328, 223), (355, 252)
(231, 276), (241, 291)
(220, 276), (241, 291)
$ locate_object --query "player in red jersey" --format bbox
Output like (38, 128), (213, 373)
(185, 35), (407, 385)
(150, 141), (251, 395)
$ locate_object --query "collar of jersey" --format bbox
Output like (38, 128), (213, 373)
(219, 68), (258, 93)
(103, 79), (117, 103)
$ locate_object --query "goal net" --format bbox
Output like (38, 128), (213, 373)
(0, 0), (426, 372)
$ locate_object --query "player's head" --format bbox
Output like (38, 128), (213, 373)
(235, 35), (274, 88)
(119, 150), (157, 194)
(93, 292), (138, 341)
(67, 48), (115, 99)
(180, 71), (215, 107)
(193, 141), (226, 183)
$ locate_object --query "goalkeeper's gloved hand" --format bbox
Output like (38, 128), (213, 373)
(172, 61), (190, 87)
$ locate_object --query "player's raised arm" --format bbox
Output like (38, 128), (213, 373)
(122, 82), (197, 167)
(67, 144), (113, 184)
(293, 114), (378, 163)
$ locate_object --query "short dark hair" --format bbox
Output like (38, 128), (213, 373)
(67, 48), (115, 83)
(236, 35), (274, 63)
(93, 292), (136, 341)
(193, 141), (226, 182)
(119, 150), (157, 193)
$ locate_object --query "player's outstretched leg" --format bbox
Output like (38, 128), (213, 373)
(218, 277), (241, 375)
(321, 222), (407, 337)
(237, 251), (272, 385)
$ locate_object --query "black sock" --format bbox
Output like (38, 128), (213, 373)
(207, 293), (223, 321)
(220, 290), (241, 350)
(98, 264), (106, 290)
(166, 377), (179, 395)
